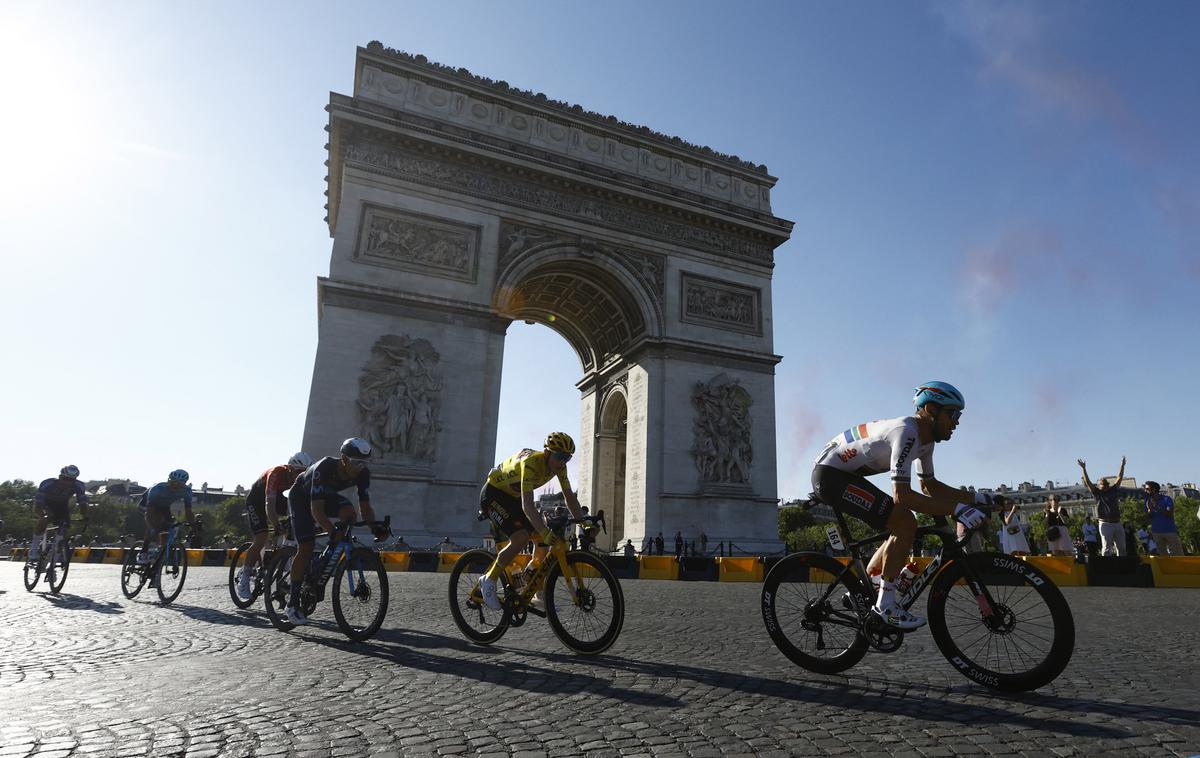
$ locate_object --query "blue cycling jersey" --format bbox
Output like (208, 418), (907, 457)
(143, 481), (193, 511)
(292, 456), (370, 504)
(36, 477), (89, 508)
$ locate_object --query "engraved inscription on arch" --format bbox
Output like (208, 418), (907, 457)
(355, 205), (479, 283)
(680, 273), (761, 335)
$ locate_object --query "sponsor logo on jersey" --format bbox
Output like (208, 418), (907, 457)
(894, 436), (915, 471)
(843, 484), (873, 510)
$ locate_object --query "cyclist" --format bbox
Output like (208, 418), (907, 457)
(811, 382), (988, 630)
(234, 452), (313, 600)
(477, 432), (592, 611)
(284, 437), (384, 625)
(137, 469), (195, 565)
(30, 465), (90, 561)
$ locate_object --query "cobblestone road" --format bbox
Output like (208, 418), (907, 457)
(1, 563), (1197, 757)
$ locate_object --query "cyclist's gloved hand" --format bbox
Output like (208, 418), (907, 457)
(955, 503), (987, 529)
(371, 525), (390, 541)
(539, 528), (561, 546)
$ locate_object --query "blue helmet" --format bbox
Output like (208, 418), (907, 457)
(168, 469), (190, 483)
(912, 381), (965, 410)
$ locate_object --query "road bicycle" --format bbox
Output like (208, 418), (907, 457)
(262, 517), (391, 641)
(228, 515), (294, 609)
(120, 520), (197, 605)
(448, 511), (624, 655)
(761, 497), (1075, 691)
(23, 519), (86, 595)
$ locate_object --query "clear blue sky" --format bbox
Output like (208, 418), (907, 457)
(2, 1), (1197, 498)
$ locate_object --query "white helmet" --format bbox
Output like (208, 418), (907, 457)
(339, 437), (372, 460)
(287, 452), (314, 470)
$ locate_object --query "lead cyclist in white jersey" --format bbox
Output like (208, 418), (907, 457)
(812, 381), (988, 631)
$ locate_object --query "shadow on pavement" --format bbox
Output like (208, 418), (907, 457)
(38, 592), (124, 615)
(159, 602), (274, 628)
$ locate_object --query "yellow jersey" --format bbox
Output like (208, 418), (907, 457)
(487, 448), (571, 497)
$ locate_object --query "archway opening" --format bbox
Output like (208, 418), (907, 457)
(595, 390), (628, 551)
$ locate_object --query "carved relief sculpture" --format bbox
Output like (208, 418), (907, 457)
(691, 373), (753, 485)
(681, 273), (760, 335)
(357, 206), (478, 282)
(357, 335), (443, 461)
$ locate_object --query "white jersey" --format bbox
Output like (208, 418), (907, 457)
(815, 415), (935, 484)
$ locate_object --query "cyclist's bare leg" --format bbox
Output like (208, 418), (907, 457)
(492, 529), (530, 577)
(30, 508), (49, 556)
(244, 531), (270, 570)
(879, 509), (917, 582)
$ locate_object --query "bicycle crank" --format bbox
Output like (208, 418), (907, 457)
(863, 614), (905, 653)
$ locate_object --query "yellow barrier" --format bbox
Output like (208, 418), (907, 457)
(810, 556), (851, 585)
(1145, 556), (1200, 588)
(638, 555), (679, 580)
(438, 552), (464, 572)
(380, 551), (411, 572)
(716, 556), (763, 582)
(1022, 556), (1088, 586)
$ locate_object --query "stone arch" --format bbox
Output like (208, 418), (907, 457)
(493, 244), (662, 375)
(593, 382), (629, 550)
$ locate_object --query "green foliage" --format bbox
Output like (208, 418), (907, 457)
(1174, 497), (1200, 553)
(0, 481), (144, 545)
(0, 480), (38, 541)
(203, 496), (249, 543)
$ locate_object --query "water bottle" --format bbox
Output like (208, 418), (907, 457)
(894, 561), (919, 599)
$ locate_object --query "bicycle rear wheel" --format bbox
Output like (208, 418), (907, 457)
(447, 549), (511, 645)
(156, 543), (188, 605)
(23, 552), (45, 592)
(48, 540), (71, 594)
(228, 542), (257, 609)
(761, 552), (871, 674)
(927, 552), (1075, 692)
(544, 551), (624, 655)
(263, 546), (297, 632)
(121, 543), (148, 599)
(332, 547), (389, 641)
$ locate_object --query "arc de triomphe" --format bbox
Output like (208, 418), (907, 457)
(302, 43), (793, 551)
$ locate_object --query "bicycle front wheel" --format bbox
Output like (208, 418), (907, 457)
(263, 546), (297, 632)
(447, 549), (511, 645)
(156, 543), (189, 605)
(761, 552), (870, 675)
(48, 542), (71, 594)
(228, 542), (256, 609)
(332, 547), (389, 641)
(121, 544), (148, 599)
(544, 551), (624, 655)
(927, 552), (1075, 692)
(23, 553), (45, 592)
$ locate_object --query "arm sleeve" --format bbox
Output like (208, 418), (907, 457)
(887, 419), (921, 483)
(75, 481), (89, 507)
(356, 469), (371, 501)
(183, 488), (193, 508)
(35, 480), (51, 506)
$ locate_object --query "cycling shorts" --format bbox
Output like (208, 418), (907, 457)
(35, 501), (71, 523)
(288, 491), (353, 543)
(479, 484), (529, 539)
(812, 465), (895, 530)
(245, 478), (288, 535)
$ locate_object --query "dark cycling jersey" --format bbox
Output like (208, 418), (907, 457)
(141, 482), (193, 512)
(288, 457), (370, 543)
(36, 477), (89, 520)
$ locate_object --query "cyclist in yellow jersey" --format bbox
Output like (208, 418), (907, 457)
(477, 432), (593, 611)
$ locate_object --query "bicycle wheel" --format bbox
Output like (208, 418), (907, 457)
(447, 549), (511, 645)
(48, 540), (71, 595)
(23, 552), (45, 592)
(121, 543), (148, 599)
(228, 542), (257, 609)
(761, 552), (871, 674)
(263, 546), (297, 632)
(156, 543), (189, 605)
(544, 551), (624, 655)
(927, 552), (1075, 692)
(332, 547), (389, 642)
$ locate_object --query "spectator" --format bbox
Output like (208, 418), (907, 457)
(643, 536), (652, 555)
(674, 530), (683, 558)
(623, 539), (636, 559)
(1136, 526), (1151, 555)
(1082, 517), (1100, 558)
(654, 532), (664, 556)
(1143, 481), (1185, 556)
(1044, 496), (1074, 556)
(1000, 498), (1030, 556)
(569, 533), (578, 551)
(439, 536), (452, 553)
(1078, 456), (1128, 556)
(700, 531), (709, 554)
(1123, 523), (1138, 558)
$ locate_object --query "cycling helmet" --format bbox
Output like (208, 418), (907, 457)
(544, 432), (576, 456)
(912, 381), (965, 410)
(340, 437), (372, 460)
(287, 452), (314, 470)
(168, 469), (190, 483)
(60, 464), (80, 479)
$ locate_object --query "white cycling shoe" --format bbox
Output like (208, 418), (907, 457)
(236, 569), (253, 600)
(873, 601), (927, 631)
(478, 577), (502, 611)
(285, 606), (309, 625)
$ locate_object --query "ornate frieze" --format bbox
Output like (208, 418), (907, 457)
(342, 136), (774, 266)
(681, 273), (761, 335)
(691, 373), (753, 486)
(355, 205), (479, 283)
(357, 335), (443, 461)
